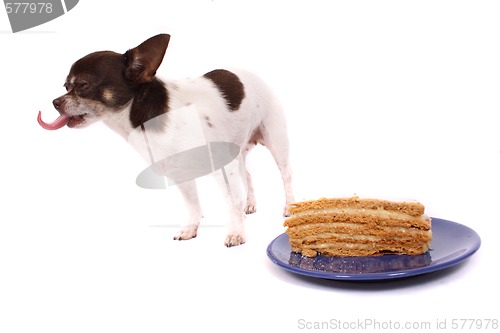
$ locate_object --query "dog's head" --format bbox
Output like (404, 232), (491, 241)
(41, 34), (170, 130)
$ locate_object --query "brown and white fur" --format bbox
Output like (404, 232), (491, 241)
(52, 34), (295, 247)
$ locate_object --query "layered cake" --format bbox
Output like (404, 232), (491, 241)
(284, 196), (432, 257)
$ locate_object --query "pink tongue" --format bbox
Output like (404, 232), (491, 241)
(37, 111), (69, 130)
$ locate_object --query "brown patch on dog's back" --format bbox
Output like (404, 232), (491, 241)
(203, 69), (245, 111)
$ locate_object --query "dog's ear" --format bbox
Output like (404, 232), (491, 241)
(124, 34), (170, 83)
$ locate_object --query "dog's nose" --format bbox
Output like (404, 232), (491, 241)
(53, 97), (63, 111)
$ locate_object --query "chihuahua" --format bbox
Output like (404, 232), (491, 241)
(39, 34), (295, 247)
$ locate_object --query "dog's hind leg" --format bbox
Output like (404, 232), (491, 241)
(270, 146), (295, 217)
(241, 143), (257, 214)
(259, 116), (295, 216)
(173, 180), (202, 240)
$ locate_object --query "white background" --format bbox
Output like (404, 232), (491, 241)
(1, 1), (499, 332)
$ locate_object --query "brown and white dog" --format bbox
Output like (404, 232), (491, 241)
(38, 34), (295, 247)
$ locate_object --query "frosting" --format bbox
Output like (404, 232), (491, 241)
(291, 207), (429, 221)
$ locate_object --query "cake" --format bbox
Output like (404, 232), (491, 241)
(284, 196), (432, 257)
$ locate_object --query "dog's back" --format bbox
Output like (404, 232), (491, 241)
(165, 69), (284, 147)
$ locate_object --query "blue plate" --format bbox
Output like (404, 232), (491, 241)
(267, 218), (481, 281)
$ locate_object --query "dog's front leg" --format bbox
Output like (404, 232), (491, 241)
(173, 180), (202, 241)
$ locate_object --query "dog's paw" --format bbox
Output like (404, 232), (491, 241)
(224, 234), (246, 247)
(173, 225), (198, 241)
(244, 204), (257, 215)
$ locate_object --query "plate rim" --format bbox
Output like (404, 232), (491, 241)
(266, 217), (481, 281)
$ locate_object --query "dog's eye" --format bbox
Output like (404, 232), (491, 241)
(75, 81), (88, 90)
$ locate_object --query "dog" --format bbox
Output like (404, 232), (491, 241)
(39, 34), (295, 247)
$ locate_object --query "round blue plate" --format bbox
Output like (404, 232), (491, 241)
(267, 218), (481, 281)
